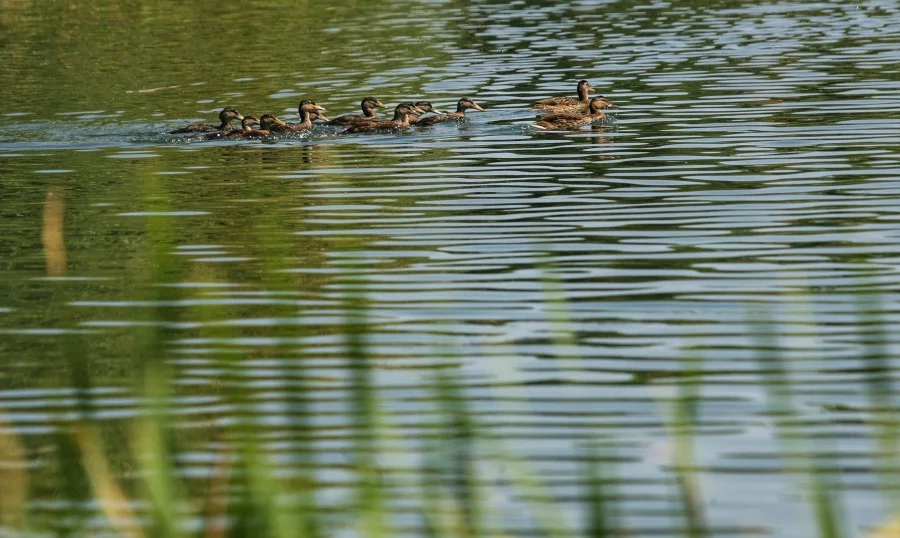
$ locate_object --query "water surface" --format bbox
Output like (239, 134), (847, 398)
(2, 0), (900, 536)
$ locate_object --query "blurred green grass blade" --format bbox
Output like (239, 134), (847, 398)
(856, 289), (900, 514)
(584, 441), (619, 538)
(435, 371), (482, 538)
(341, 270), (385, 538)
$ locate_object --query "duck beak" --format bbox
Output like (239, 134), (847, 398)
(314, 104), (326, 112)
(471, 103), (484, 111)
(236, 113), (245, 121)
(588, 86), (596, 94)
(412, 106), (426, 114)
(375, 101), (386, 108)
(316, 113), (329, 122)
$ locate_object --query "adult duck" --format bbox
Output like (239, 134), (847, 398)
(343, 103), (422, 133)
(532, 97), (614, 130)
(170, 107), (244, 133)
(531, 80), (595, 113)
(407, 101), (444, 125)
(415, 98), (483, 126)
(325, 97), (387, 126)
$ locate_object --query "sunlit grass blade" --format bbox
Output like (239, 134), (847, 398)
(670, 353), (707, 538)
(201, 438), (233, 538)
(0, 409), (28, 532)
(75, 424), (143, 538)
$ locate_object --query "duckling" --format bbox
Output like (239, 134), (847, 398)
(415, 98), (483, 126)
(325, 97), (387, 126)
(170, 107), (244, 133)
(273, 100), (328, 133)
(532, 97), (614, 130)
(203, 116), (260, 139)
(226, 114), (287, 138)
(531, 80), (595, 113)
(343, 103), (422, 133)
(407, 101), (444, 125)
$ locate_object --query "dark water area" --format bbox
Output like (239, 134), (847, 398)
(2, 0), (900, 536)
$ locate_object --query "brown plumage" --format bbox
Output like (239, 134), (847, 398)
(531, 80), (595, 113)
(407, 101), (444, 125)
(342, 103), (423, 133)
(170, 107), (244, 133)
(203, 116), (260, 139)
(326, 97), (387, 126)
(216, 114), (286, 138)
(532, 97), (614, 130)
(272, 100), (327, 133)
(415, 98), (483, 126)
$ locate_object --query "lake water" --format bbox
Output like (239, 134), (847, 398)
(2, 0), (900, 536)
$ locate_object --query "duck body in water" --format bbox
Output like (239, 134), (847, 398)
(531, 80), (595, 113)
(415, 98), (483, 126)
(203, 116), (260, 139)
(271, 100), (328, 133)
(406, 101), (444, 125)
(342, 103), (423, 133)
(222, 114), (288, 138)
(170, 107), (243, 133)
(532, 97), (614, 130)
(325, 97), (387, 126)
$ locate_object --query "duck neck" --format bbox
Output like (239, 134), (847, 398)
(297, 110), (314, 129)
(363, 106), (378, 118)
(455, 103), (467, 113)
(219, 118), (234, 130)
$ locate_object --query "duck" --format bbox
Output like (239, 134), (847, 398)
(343, 103), (423, 133)
(203, 116), (260, 139)
(272, 100), (328, 133)
(170, 107), (244, 133)
(415, 98), (483, 126)
(325, 97), (387, 126)
(225, 114), (288, 138)
(532, 97), (614, 130)
(407, 101), (444, 125)
(531, 80), (595, 113)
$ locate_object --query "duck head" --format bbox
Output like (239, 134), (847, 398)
(456, 97), (484, 113)
(240, 116), (260, 130)
(220, 107), (244, 122)
(259, 113), (287, 131)
(576, 80), (596, 100)
(414, 101), (444, 114)
(298, 99), (327, 115)
(589, 97), (616, 112)
(362, 97), (387, 111)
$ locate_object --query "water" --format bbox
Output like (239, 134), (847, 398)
(2, 0), (900, 536)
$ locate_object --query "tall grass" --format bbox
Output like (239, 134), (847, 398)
(2, 287), (897, 537)
(2, 187), (897, 537)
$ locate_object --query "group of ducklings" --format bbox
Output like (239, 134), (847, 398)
(168, 80), (614, 139)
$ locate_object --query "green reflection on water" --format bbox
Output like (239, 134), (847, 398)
(0, 0), (449, 118)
